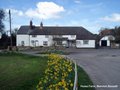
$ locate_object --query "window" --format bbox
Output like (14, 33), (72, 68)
(77, 41), (81, 45)
(57, 41), (62, 45)
(31, 40), (35, 43)
(45, 35), (49, 38)
(83, 40), (89, 45)
(31, 40), (39, 46)
(43, 41), (48, 46)
(21, 41), (24, 46)
(59, 35), (62, 38)
(71, 35), (75, 38)
(35, 40), (38, 42)
(32, 35), (37, 37)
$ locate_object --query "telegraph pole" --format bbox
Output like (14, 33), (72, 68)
(9, 10), (12, 50)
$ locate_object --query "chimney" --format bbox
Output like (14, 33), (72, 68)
(40, 22), (43, 30)
(30, 20), (33, 29)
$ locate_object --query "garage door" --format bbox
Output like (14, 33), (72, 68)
(101, 40), (107, 46)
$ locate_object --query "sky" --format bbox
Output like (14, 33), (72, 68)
(0, 0), (120, 34)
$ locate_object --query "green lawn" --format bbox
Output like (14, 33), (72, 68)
(0, 52), (48, 90)
(78, 66), (95, 90)
(0, 52), (94, 90)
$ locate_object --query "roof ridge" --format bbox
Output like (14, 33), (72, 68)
(20, 25), (83, 28)
(17, 26), (95, 40)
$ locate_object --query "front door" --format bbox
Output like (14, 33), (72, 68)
(101, 40), (107, 46)
(68, 41), (76, 47)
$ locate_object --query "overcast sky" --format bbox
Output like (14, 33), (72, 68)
(0, 0), (120, 34)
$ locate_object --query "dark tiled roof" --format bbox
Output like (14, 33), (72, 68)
(99, 29), (115, 36)
(17, 26), (95, 40)
(17, 26), (30, 34)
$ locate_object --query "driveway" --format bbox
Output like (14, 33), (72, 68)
(67, 49), (120, 90)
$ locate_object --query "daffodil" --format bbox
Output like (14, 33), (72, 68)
(37, 54), (74, 90)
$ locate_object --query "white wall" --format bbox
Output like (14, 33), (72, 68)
(17, 35), (30, 46)
(99, 35), (115, 46)
(62, 35), (76, 40)
(17, 35), (54, 47)
(48, 36), (54, 46)
(76, 40), (95, 48)
(29, 35), (53, 47)
(17, 34), (95, 48)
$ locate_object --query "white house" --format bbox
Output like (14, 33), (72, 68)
(17, 21), (96, 48)
(99, 35), (115, 47)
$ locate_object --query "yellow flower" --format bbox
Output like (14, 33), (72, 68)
(70, 83), (73, 87)
(65, 87), (68, 90)
(38, 81), (42, 84)
(69, 80), (71, 83)
(37, 54), (74, 90)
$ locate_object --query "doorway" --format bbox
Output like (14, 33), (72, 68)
(101, 40), (107, 46)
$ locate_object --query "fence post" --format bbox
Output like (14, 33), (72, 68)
(73, 62), (78, 90)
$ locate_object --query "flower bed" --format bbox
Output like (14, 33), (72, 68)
(37, 54), (74, 90)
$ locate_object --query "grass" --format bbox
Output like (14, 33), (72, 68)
(38, 49), (69, 55)
(77, 66), (95, 90)
(0, 52), (48, 90)
(0, 52), (94, 90)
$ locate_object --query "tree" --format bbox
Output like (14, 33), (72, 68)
(11, 28), (18, 46)
(0, 33), (9, 49)
(0, 27), (18, 49)
(114, 26), (120, 43)
(13, 28), (18, 35)
(0, 9), (5, 33)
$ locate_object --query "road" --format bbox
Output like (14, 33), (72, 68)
(67, 49), (120, 90)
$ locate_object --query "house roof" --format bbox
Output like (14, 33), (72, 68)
(17, 26), (96, 40)
(99, 29), (115, 36)
(98, 29), (115, 41)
